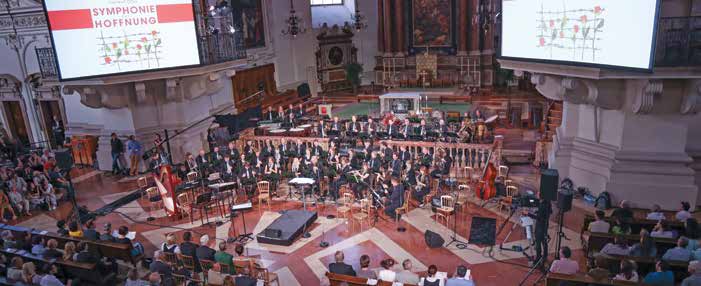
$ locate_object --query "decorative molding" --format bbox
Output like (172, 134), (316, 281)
(0, 12), (47, 35)
(134, 82), (147, 104)
(681, 80), (701, 115)
(633, 80), (663, 114)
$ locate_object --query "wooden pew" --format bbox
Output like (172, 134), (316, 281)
(584, 231), (677, 256)
(0, 249), (115, 285)
(545, 272), (644, 286)
(581, 213), (686, 237)
(597, 254), (689, 282)
(326, 272), (418, 286)
(0, 223), (142, 266)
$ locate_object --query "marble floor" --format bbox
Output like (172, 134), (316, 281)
(11, 161), (593, 286)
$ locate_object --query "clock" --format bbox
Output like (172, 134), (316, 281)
(328, 46), (344, 66)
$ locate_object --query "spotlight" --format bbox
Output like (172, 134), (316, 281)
(228, 25), (236, 34)
(209, 5), (215, 11)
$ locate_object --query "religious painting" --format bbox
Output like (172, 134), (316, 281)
(234, 0), (266, 48)
(412, 0), (453, 47)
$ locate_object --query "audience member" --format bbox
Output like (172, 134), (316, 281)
(7, 256), (23, 281)
(612, 200), (634, 221)
(356, 254), (376, 279)
(652, 221), (677, 239)
(215, 241), (234, 274)
(329, 251), (356, 276)
(589, 210), (610, 233)
(125, 268), (147, 286)
(677, 202), (692, 221)
(613, 259), (639, 282)
(56, 220), (69, 237)
(445, 265), (474, 286)
(234, 267), (257, 286)
(549, 246), (579, 275)
(1, 230), (15, 249)
(223, 276), (235, 286)
(149, 250), (173, 279)
(630, 229), (657, 257)
(600, 235), (631, 256)
(22, 262), (41, 285)
(40, 263), (68, 286)
(396, 259), (420, 284)
(662, 236), (693, 262)
(642, 260), (674, 286)
(30, 235), (45, 255)
(686, 218), (701, 251)
(99, 223), (115, 242)
(682, 261), (701, 286)
(611, 217), (632, 235)
(62, 241), (76, 261)
(74, 242), (97, 263)
(647, 204), (666, 221)
(161, 233), (180, 254)
(82, 220), (99, 241)
(43, 239), (62, 259)
(419, 264), (444, 286)
(147, 272), (161, 286)
(378, 259), (397, 282)
(116, 225), (144, 256)
(195, 234), (216, 261)
(587, 256), (611, 281)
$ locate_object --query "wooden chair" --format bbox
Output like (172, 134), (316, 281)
(172, 273), (188, 286)
(498, 165), (509, 180)
(233, 258), (253, 275)
(163, 251), (179, 267)
(176, 193), (192, 222)
(257, 181), (271, 211)
(435, 195), (455, 226)
(177, 254), (197, 272)
(498, 185), (519, 213)
(199, 259), (216, 282)
(138, 176), (150, 201)
(220, 263), (232, 274)
(336, 192), (353, 220)
(395, 191), (411, 224)
(254, 266), (280, 286)
(352, 199), (371, 232)
(504, 179), (514, 188)
(145, 187), (163, 212)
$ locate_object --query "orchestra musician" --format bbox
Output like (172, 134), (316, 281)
(318, 119), (327, 138)
(437, 119), (448, 136)
(239, 161), (256, 196)
(401, 118), (412, 138)
(350, 116), (361, 133)
(210, 147), (224, 169)
(195, 150), (209, 176)
(331, 157), (352, 201)
(386, 118), (397, 138)
(263, 156), (280, 196)
(287, 104), (295, 116)
(399, 146), (411, 162)
(265, 106), (276, 121)
(277, 106), (285, 120)
(365, 118), (376, 137)
(331, 117), (342, 132)
(420, 147), (432, 168)
(352, 162), (371, 199)
(384, 177), (405, 218)
(413, 166), (430, 206)
(220, 154), (236, 180)
(227, 142), (240, 160)
(390, 153), (402, 178)
(296, 103), (305, 117)
(418, 120), (428, 137)
(285, 113), (296, 128)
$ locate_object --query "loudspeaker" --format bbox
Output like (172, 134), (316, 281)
(557, 191), (573, 212)
(54, 148), (74, 171)
(468, 217), (497, 245)
(539, 169), (559, 201)
(424, 230), (444, 248)
(264, 228), (282, 238)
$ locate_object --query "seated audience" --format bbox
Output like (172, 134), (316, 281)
(630, 229), (657, 257)
(195, 234), (216, 261)
(682, 261), (701, 286)
(125, 268), (147, 286)
(445, 265), (474, 286)
(43, 239), (62, 259)
(396, 259), (420, 284)
(67, 221), (83, 238)
(148, 272), (161, 286)
(378, 258), (397, 282)
(22, 262), (41, 285)
(99, 223), (115, 242)
(235, 267), (257, 286)
(82, 220), (99, 240)
(677, 201), (692, 221)
(62, 241), (76, 261)
(208, 263), (228, 285)
(549, 246), (579, 275)
(74, 242), (97, 263)
(215, 241), (234, 274)
(589, 210), (610, 233)
(30, 235), (45, 255)
(587, 256), (611, 282)
(1, 230), (16, 249)
(600, 235), (631, 256)
(56, 220), (69, 237)
(329, 251), (356, 276)
(612, 200), (634, 221)
(357, 254), (377, 279)
(613, 259), (639, 282)
(686, 218), (701, 251)
(646, 204), (666, 221)
(662, 236), (693, 262)
(115, 225), (144, 256)
(611, 217), (632, 235)
(161, 233), (180, 254)
(420, 264), (444, 286)
(652, 221), (677, 239)
(223, 276), (235, 286)
(40, 263), (69, 286)
(642, 260), (674, 286)
(7, 256), (23, 281)
(149, 250), (173, 279)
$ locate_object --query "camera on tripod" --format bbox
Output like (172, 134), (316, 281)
(513, 194), (539, 208)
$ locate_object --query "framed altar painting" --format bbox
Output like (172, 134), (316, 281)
(411, 0), (456, 48)
(234, 0), (266, 49)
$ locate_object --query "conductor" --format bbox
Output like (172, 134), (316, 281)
(384, 177), (405, 218)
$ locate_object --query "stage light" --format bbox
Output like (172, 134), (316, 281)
(229, 25), (236, 34)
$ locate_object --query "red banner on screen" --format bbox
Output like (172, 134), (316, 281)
(156, 4), (194, 23)
(47, 4), (194, 31)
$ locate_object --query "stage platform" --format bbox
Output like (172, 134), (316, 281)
(256, 209), (318, 246)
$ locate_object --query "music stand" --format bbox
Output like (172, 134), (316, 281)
(228, 201), (254, 244)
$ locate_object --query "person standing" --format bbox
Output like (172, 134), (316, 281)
(126, 135), (142, 176)
(51, 116), (65, 148)
(110, 133), (124, 175)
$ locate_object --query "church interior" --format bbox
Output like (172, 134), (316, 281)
(0, 0), (700, 285)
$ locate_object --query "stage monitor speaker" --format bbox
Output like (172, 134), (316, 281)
(424, 230), (444, 248)
(54, 148), (74, 171)
(468, 217), (497, 246)
(557, 191), (573, 212)
(264, 228), (282, 239)
(539, 169), (559, 201)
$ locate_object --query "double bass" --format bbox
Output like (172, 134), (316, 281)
(476, 151), (497, 200)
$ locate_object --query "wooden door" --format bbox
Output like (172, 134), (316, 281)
(3, 101), (29, 145)
(40, 100), (63, 148)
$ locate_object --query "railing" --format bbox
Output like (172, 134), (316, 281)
(655, 16), (701, 67)
(35, 48), (58, 80)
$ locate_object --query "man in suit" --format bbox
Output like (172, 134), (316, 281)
(297, 103), (305, 117)
(195, 149), (209, 175)
(446, 265), (475, 286)
(235, 267), (258, 286)
(210, 146), (224, 169)
(384, 177), (405, 218)
(277, 106), (285, 121)
(318, 119), (327, 138)
(349, 116), (361, 133)
(399, 146), (412, 162)
(401, 118), (412, 138)
(438, 119), (449, 136)
(386, 118), (397, 138)
(328, 251), (356, 276)
(179, 231), (201, 272)
(331, 116), (342, 132)
(390, 153), (402, 178)
(418, 119), (428, 136)
(149, 250), (173, 279)
(365, 118), (376, 136)
(265, 106), (276, 121)
(82, 220), (99, 241)
(369, 152), (381, 173)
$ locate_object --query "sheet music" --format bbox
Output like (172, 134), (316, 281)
(209, 182), (236, 188)
(289, 177), (315, 185)
(231, 201), (253, 211)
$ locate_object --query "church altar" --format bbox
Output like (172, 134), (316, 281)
(379, 92), (422, 115)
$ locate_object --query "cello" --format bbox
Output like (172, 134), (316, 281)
(477, 150), (497, 200)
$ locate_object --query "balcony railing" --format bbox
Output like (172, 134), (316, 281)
(655, 16), (701, 67)
(36, 48), (59, 80)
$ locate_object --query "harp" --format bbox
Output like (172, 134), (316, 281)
(154, 164), (179, 216)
